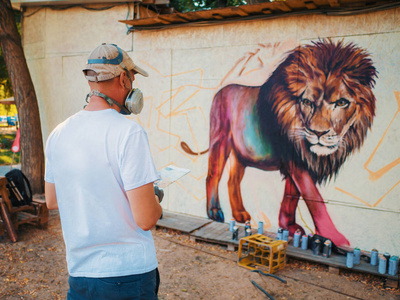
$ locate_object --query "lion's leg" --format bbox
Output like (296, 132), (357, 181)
(227, 152), (251, 223)
(289, 163), (350, 246)
(279, 177), (305, 236)
(206, 137), (231, 223)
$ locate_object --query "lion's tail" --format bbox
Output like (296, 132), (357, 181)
(180, 141), (209, 156)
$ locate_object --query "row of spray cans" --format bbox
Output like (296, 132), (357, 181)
(290, 230), (332, 258)
(346, 249), (399, 275)
(229, 219), (265, 240)
(276, 228), (332, 257)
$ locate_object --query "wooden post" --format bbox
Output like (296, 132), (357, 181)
(0, 197), (17, 242)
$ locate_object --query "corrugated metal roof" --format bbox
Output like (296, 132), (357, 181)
(121, 0), (400, 31)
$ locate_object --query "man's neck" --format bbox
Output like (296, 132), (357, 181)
(85, 95), (120, 112)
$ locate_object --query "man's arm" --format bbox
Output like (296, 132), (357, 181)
(127, 182), (162, 231)
(45, 181), (58, 210)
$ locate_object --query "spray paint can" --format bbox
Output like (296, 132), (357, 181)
(244, 221), (251, 237)
(322, 240), (332, 258)
(257, 221), (263, 234)
(353, 248), (361, 265)
(370, 249), (378, 266)
(383, 252), (391, 272)
(283, 229), (289, 241)
(293, 230), (301, 248)
(313, 239), (321, 256)
(232, 226), (239, 241)
(378, 255), (387, 274)
(346, 251), (354, 268)
(308, 233), (313, 249)
(245, 228), (252, 237)
(301, 235), (308, 250)
(388, 256), (399, 276)
(277, 228), (283, 240)
(229, 219), (235, 232)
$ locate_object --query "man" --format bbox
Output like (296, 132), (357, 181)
(45, 43), (163, 299)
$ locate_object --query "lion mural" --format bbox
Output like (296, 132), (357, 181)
(183, 40), (377, 246)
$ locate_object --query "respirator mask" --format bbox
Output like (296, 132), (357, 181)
(86, 87), (144, 115)
(84, 44), (147, 115)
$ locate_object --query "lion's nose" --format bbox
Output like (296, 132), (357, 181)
(310, 129), (329, 137)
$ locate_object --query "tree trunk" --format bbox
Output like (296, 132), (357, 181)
(0, 0), (44, 194)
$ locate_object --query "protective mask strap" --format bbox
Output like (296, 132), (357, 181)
(87, 90), (130, 114)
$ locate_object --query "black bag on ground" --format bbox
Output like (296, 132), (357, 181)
(5, 169), (33, 207)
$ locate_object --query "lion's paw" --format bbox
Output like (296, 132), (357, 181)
(316, 229), (350, 247)
(208, 208), (225, 223)
(287, 224), (305, 236)
(233, 210), (251, 224)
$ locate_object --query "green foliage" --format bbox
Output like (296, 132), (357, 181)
(0, 104), (17, 117)
(0, 10), (21, 100)
(0, 134), (20, 165)
(170, 0), (247, 13)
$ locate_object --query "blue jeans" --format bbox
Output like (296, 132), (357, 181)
(67, 268), (159, 300)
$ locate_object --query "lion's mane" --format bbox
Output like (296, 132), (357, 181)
(257, 40), (378, 183)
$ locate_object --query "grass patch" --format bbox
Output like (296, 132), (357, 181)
(0, 134), (20, 165)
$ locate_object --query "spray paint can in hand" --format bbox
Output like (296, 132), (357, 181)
(232, 226), (239, 241)
(277, 228), (283, 240)
(346, 251), (354, 268)
(283, 229), (289, 241)
(313, 239), (321, 256)
(370, 249), (378, 266)
(378, 255), (387, 274)
(388, 256), (399, 276)
(353, 248), (361, 265)
(257, 221), (263, 234)
(229, 219), (235, 232)
(301, 235), (308, 250)
(293, 230), (301, 248)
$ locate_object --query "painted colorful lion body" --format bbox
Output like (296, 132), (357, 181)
(205, 40), (377, 246)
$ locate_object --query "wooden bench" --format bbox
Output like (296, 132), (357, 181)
(0, 176), (48, 242)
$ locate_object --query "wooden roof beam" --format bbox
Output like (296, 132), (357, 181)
(277, 2), (292, 12)
(262, 8), (272, 14)
(328, 0), (340, 7)
(174, 14), (190, 22)
(231, 7), (249, 17)
(155, 16), (171, 24)
(212, 13), (224, 20)
(304, 1), (317, 9)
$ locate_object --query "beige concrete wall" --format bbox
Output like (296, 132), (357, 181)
(22, 5), (400, 254)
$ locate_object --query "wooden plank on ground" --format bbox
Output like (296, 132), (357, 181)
(286, 244), (398, 281)
(156, 212), (399, 285)
(156, 210), (211, 234)
(190, 221), (258, 250)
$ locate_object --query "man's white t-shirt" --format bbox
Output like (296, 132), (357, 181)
(45, 109), (160, 277)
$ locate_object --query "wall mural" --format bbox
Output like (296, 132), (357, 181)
(182, 40), (377, 247)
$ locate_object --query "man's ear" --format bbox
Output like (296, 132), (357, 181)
(119, 71), (129, 89)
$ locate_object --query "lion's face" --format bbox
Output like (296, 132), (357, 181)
(297, 75), (360, 156)
(267, 40), (377, 182)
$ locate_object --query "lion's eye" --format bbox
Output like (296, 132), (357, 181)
(302, 98), (313, 107)
(335, 98), (350, 108)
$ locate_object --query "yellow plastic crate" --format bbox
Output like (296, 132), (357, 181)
(238, 234), (287, 274)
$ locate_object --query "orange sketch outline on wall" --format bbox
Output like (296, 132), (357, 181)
(335, 91), (400, 208)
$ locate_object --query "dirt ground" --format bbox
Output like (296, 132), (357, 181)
(0, 209), (399, 300)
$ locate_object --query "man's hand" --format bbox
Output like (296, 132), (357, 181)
(127, 183), (163, 231)
(154, 186), (164, 203)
